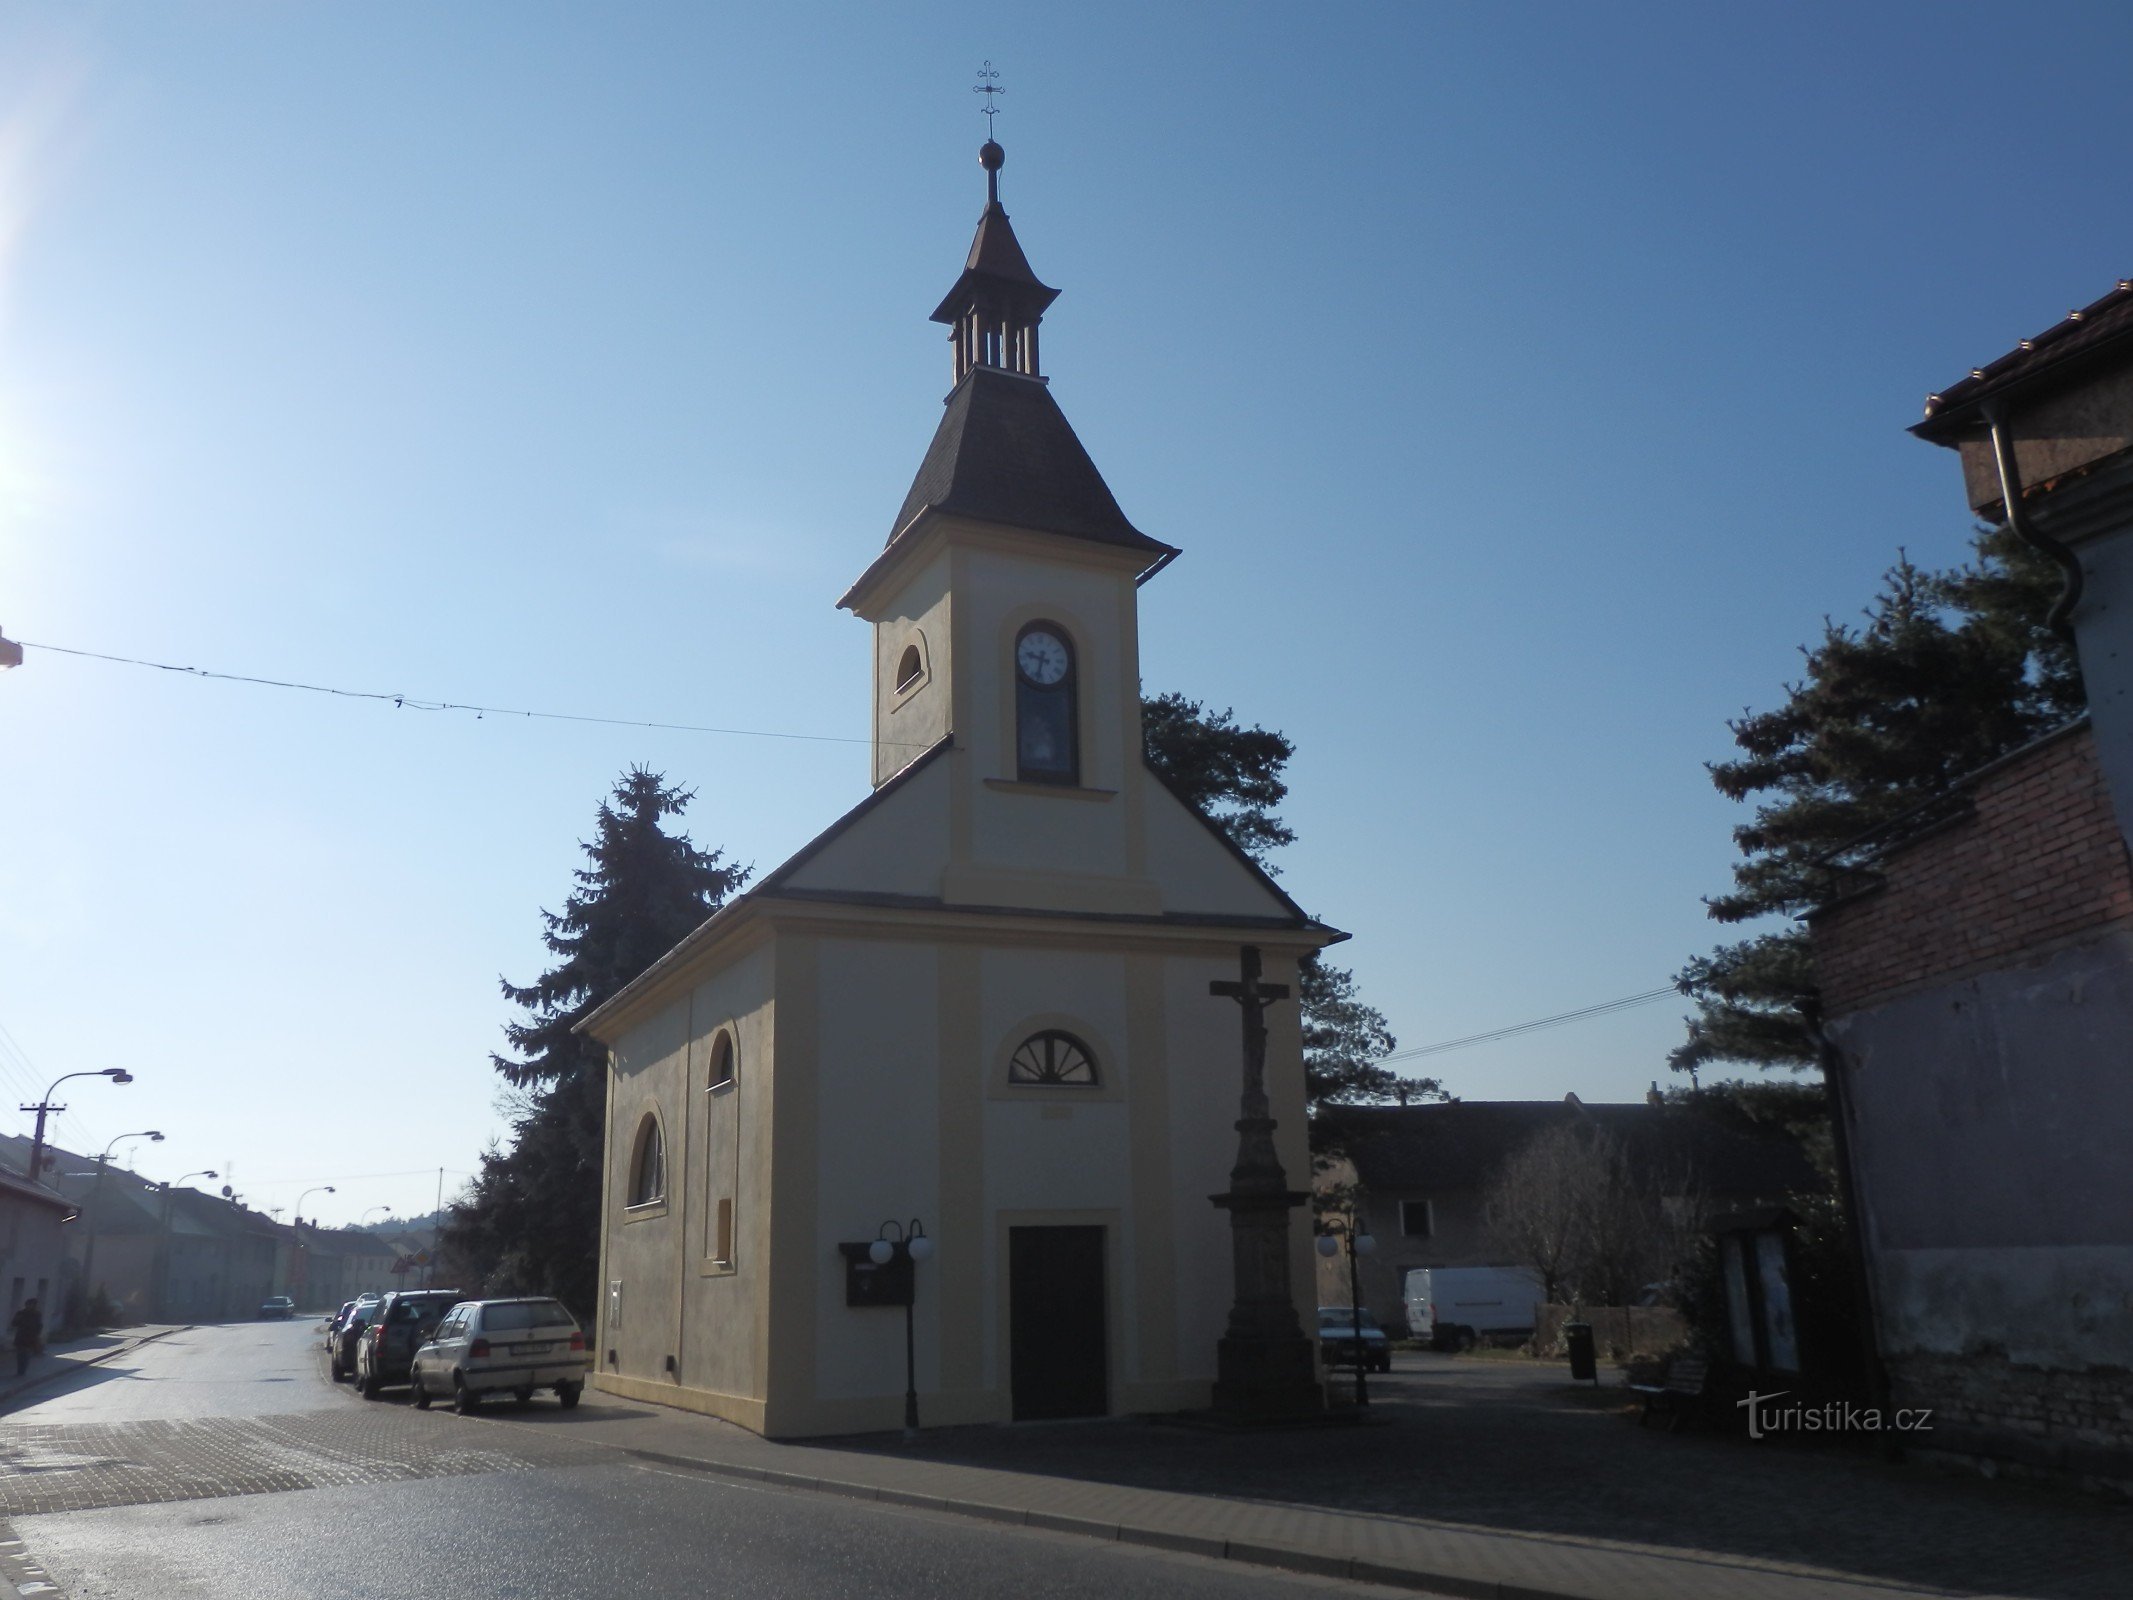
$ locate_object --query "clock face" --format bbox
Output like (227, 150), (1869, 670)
(1016, 629), (1070, 686)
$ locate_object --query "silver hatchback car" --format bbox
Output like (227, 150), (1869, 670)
(408, 1297), (590, 1413)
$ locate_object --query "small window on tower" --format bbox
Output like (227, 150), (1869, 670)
(896, 644), (924, 692)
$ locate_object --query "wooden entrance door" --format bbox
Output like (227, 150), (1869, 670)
(1008, 1225), (1108, 1421)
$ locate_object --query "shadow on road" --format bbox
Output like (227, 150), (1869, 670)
(797, 1358), (2130, 1600)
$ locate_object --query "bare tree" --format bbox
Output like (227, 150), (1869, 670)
(1486, 1124), (1693, 1306)
(1483, 1124), (1588, 1304)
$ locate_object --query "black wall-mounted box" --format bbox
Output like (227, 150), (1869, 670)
(837, 1242), (914, 1308)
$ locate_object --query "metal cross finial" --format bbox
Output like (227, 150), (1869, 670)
(974, 60), (1003, 133)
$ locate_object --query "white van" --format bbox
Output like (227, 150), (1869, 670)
(1403, 1266), (1544, 1350)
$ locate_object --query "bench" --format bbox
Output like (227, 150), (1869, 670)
(1629, 1354), (1709, 1431)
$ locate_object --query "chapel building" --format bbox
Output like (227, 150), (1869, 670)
(580, 138), (1341, 1437)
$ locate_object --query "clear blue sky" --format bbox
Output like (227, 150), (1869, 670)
(2, 4), (2125, 1226)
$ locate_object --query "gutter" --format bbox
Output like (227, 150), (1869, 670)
(1982, 400), (2084, 636)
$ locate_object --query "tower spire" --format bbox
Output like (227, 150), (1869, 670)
(933, 63), (1055, 383)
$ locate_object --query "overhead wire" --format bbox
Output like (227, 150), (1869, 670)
(20, 640), (932, 749)
(1377, 985), (1680, 1066)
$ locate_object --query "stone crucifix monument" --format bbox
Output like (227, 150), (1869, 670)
(1207, 944), (1324, 1420)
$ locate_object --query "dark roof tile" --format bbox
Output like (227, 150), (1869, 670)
(1916, 277), (2133, 442)
(1334, 1101), (1815, 1197)
(890, 366), (1174, 556)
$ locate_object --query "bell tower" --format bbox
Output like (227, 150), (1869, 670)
(932, 140), (1058, 383)
(842, 136), (1180, 814)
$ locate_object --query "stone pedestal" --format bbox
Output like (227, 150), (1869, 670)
(1205, 946), (1323, 1423)
(1207, 1124), (1322, 1422)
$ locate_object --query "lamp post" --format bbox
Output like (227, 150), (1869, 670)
(156, 1169), (218, 1320)
(361, 1205), (392, 1228)
(20, 1068), (134, 1183)
(79, 1129), (163, 1316)
(867, 1219), (934, 1439)
(1315, 1212), (1378, 1408)
(291, 1186), (335, 1308)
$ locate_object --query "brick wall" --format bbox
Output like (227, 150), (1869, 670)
(1892, 1351), (2133, 1493)
(1815, 724), (2133, 1013)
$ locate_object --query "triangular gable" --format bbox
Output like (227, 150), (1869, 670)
(1140, 762), (1312, 925)
(762, 737), (954, 900)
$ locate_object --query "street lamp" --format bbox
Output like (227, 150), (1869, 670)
(20, 1068), (134, 1183)
(867, 1219), (934, 1438)
(289, 1186), (335, 1311)
(156, 1170), (218, 1320)
(1315, 1213), (1379, 1408)
(79, 1130), (163, 1316)
(361, 1205), (392, 1228)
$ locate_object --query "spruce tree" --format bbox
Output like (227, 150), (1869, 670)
(1140, 694), (1430, 1148)
(444, 767), (747, 1313)
(1673, 532), (2082, 1077)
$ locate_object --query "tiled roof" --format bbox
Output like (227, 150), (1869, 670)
(1915, 277), (2133, 443)
(0, 1167), (68, 1212)
(889, 366), (1175, 557)
(1334, 1101), (1815, 1197)
(930, 202), (1059, 325)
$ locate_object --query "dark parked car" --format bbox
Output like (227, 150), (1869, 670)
(328, 1298), (382, 1381)
(258, 1295), (296, 1320)
(324, 1301), (357, 1347)
(1318, 1305), (1393, 1372)
(355, 1290), (463, 1398)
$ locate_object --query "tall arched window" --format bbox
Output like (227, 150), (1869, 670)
(627, 1113), (665, 1207)
(1014, 622), (1078, 784)
(707, 1031), (736, 1089)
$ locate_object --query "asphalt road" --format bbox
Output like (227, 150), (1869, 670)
(0, 1320), (1408, 1600)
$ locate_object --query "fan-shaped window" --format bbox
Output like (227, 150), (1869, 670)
(707, 1030), (735, 1089)
(895, 642), (925, 693)
(1008, 1030), (1099, 1087)
(627, 1114), (665, 1207)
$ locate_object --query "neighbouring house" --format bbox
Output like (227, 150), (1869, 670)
(576, 137), (1342, 1439)
(0, 1168), (69, 1331)
(0, 1133), (301, 1323)
(306, 1230), (398, 1309)
(1806, 285), (2133, 1491)
(1316, 1097), (1814, 1329)
(157, 1188), (288, 1321)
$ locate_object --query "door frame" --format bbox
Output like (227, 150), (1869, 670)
(994, 1208), (1123, 1421)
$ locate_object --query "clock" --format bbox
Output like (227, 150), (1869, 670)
(1016, 629), (1070, 686)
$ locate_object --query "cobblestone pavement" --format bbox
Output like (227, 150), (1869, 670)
(804, 1356), (2133, 1600)
(0, 1404), (616, 1516)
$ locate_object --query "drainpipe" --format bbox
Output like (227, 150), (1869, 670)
(1982, 401), (2084, 636)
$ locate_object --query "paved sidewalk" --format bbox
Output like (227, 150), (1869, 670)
(550, 1360), (2129, 1600)
(0, 1325), (187, 1414)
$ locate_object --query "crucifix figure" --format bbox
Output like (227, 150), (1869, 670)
(1206, 945), (1324, 1420)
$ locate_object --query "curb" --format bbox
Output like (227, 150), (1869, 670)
(0, 1325), (192, 1415)
(617, 1444), (1575, 1600)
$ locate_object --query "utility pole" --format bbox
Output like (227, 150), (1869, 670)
(20, 1069), (135, 1182)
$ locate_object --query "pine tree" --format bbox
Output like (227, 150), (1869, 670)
(443, 768), (747, 1313)
(1140, 694), (1431, 1148)
(1673, 532), (2082, 1077)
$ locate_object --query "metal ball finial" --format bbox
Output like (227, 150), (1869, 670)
(979, 139), (1004, 172)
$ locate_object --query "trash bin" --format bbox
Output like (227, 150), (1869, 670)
(1564, 1320), (1596, 1382)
